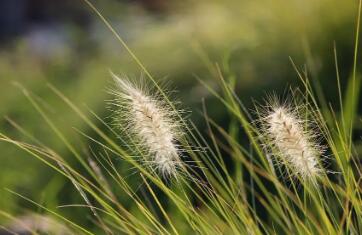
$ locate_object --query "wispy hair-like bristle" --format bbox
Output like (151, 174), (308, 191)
(110, 73), (183, 179)
(258, 95), (324, 183)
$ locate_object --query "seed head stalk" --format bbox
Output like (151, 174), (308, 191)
(111, 74), (183, 179)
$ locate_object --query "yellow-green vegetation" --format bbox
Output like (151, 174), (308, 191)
(0, 0), (361, 234)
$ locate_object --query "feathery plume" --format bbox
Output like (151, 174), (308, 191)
(110, 73), (183, 179)
(258, 97), (324, 182)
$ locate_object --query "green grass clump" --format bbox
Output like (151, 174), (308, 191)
(0, 0), (362, 234)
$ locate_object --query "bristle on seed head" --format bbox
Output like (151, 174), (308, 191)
(110, 73), (183, 179)
(259, 97), (324, 182)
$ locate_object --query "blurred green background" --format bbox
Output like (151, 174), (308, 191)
(0, 0), (361, 230)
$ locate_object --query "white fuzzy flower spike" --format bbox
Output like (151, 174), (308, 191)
(110, 73), (183, 179)
(260, 98), (324, 182)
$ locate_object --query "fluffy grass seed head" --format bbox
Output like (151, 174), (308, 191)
(110, 73), (184, 179)
(258, 96), (324, 183)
